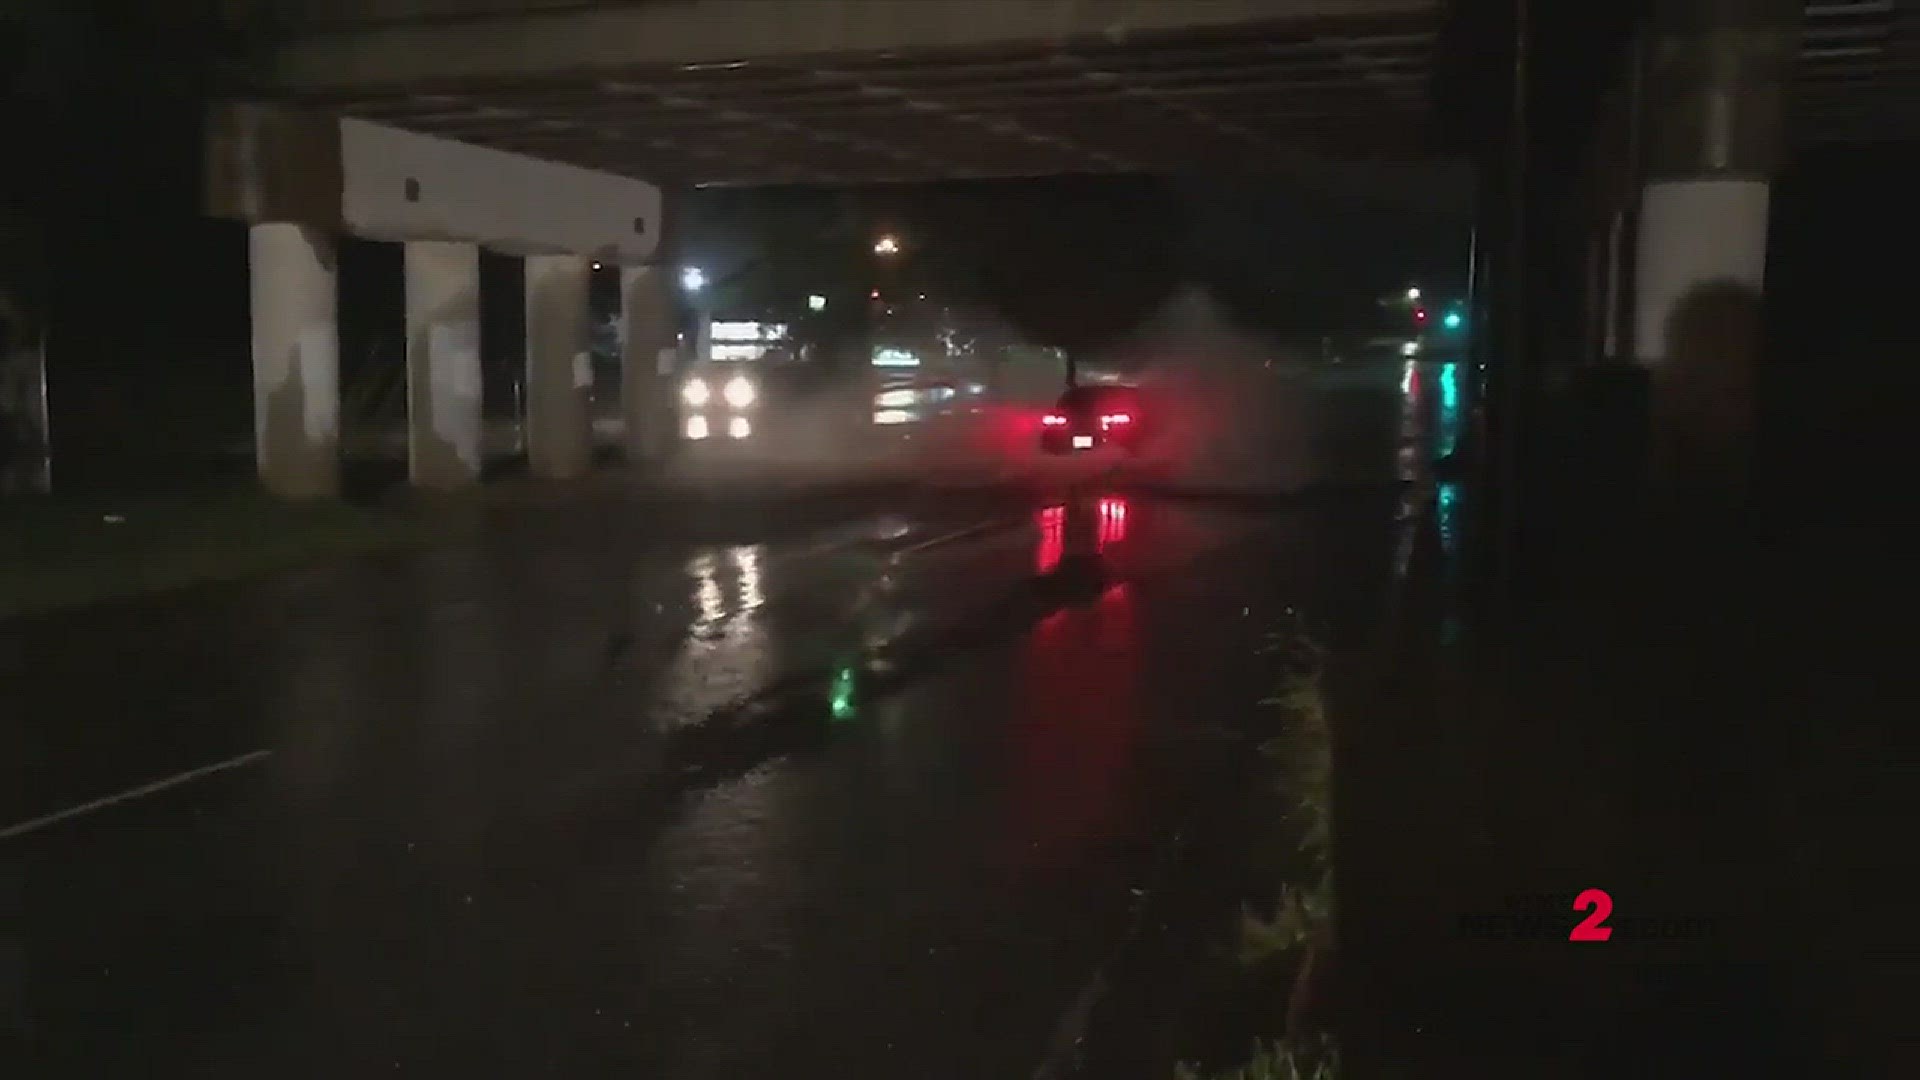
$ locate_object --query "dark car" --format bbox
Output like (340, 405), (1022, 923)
(1039, 384), (1146, 454)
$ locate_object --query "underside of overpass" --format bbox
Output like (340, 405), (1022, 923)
(232, 0), (1460, 191)
(228, 0), (1917, 194)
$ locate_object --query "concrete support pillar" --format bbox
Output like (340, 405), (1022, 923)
(619, 264), (677, 465)
(1632, 0), (1798, 497)
(248, 223), (339, 498)
(0, 319), (52, 496)
(404, 240), (482, 490)
(524, 254), (592, 479)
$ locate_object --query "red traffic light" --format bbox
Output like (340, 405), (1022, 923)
(1413, 307), (1429, 323)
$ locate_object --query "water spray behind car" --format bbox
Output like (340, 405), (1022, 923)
(1114, 285), (1320, 495)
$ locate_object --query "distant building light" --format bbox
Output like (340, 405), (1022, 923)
(873, 409), (915, 425)
(875, 388), (918, 408)
(808, 294), (827, 312)
(681, 266), (706, 291)
(1401, 340), (1420, 357)
(872, 348), (920, 367)
(711, 320), (763, 341)
(710, 343), (765, 361)
(1406, 286), (1421, 301)
(709, 322), (789, 345)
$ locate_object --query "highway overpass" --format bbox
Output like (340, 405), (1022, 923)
(84, 0), (1916, 498)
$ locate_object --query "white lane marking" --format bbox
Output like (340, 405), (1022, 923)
(765, 532), (870, 569)
(2, 517), (1011, 842)
(1029, 826), (1190, 1080)
(891, 516), (1025, 560)
(0, 749), (273, 842)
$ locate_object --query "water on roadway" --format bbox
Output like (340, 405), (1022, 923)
(2, 359), (1456, 1076)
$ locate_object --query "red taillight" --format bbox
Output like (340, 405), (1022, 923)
(1042, 413), (1067, 426)
(1101, 412), (1132, 427)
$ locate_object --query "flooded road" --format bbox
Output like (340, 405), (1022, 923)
(3, 359), (1454, 1076)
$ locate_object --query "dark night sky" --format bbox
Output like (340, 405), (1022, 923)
(683, 168), (1473, 351)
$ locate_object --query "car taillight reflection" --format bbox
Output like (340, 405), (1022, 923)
(1042, 413), (1067, 427)
(1036, 498), (1129, 574)
(1037, 505), (1065, 573)
(1004, 572), (1140, 872)
(1097, 497), (1129, 547)
(1100, 412), (1131, 428)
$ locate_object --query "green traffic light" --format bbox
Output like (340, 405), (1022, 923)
(1442, 311), (1463, 331)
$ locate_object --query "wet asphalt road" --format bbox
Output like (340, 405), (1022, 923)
(3, 359), (1454, 1077)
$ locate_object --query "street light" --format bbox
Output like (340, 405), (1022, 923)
(1406, 286), (1422, 301)
(681, 266), (706, 292)
(873, 235), (901, 256)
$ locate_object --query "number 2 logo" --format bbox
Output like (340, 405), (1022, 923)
(1569, 888), (1613, 942)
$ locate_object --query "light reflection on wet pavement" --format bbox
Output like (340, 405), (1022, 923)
(2, 359), (1459, 1077)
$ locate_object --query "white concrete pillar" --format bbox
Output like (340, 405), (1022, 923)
(619, 264), (677, 465)
(0, 317), (51, 495)
(404, 240), (482, 490)
(1635, 171), (1766, 361)
(248, 223), (339, 498)
(1632, 178), (1771, 366)
(1632, 4), (1796, 494)
(525, 254), (593, 479)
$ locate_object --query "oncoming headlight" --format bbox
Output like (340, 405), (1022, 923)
(682, 378), (710, 406)
(723, 376), (756, 408)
